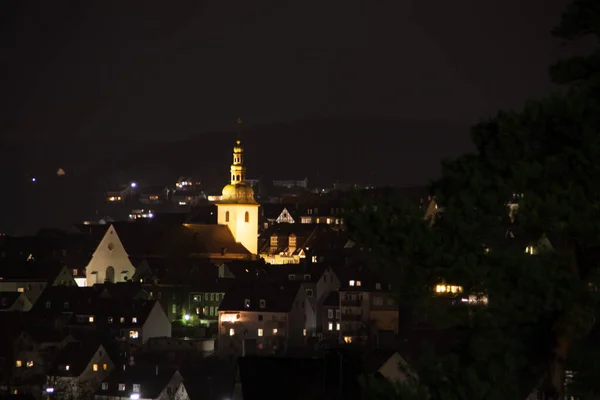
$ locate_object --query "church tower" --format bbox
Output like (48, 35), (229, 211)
(216, 120), (260, 255)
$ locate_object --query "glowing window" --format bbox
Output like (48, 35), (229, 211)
(349, 280), (355, 286)
(89, 316), (94, 323)
(273, 328), (278, 335)
(336, 322), (340, 330)
(26, 361), (34, 368)
(15, 360), (22, 368)
(229, 328), (235, 336)
(93, 364), (98, 372)
(129, 330), (139, 339)
(328, 323), (333, 331)
(258, 328), (263, 337)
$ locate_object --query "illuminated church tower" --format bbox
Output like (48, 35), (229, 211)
(216, 120), (259, 255)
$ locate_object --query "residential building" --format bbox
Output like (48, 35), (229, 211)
(218, 282), (307, 355)
(95, 365), (189, 400)
(45, 343), (114, 399)
(337, 271), (398, 344)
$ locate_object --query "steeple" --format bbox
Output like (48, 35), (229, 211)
(230, 120), (246, 185)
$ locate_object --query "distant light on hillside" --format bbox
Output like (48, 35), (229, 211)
(57, 168), (66, 176)
(31, 177), (36, 182)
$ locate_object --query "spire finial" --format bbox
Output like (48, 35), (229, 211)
(236, 118), (243, 141)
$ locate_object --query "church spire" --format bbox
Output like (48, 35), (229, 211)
(230, 119), (246, 185)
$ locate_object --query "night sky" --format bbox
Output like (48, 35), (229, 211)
(0, 0), (576, 234)
(3, 0), (572, 142)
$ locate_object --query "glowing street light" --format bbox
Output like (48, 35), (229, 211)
(46, 388), (54, 393)
(130, 182), (137, 188)
(130, 394), (140, 400)
(183, 314), (191, 321)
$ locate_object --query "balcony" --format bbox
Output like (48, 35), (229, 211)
(341, 299), (362, 307)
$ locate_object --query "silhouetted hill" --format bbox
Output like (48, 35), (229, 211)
(1, 118), (473, 234)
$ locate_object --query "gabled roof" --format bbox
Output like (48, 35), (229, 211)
(78, 222), (251, 257)
(219, 282), (303, 313)
(49, 341), (103, 377)
(99, 365), (179, 398)
(0, 259), (69, 282)
(0, 292), (23, 309)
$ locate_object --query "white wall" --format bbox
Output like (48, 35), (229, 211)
(217, 205), (259, 254)
(85, 225), (136, 287)
(141, 302), (172, 343)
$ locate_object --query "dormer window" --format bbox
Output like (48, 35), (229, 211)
(349, 280), (355, 287)
(259, 299), (266, 308)
(244, 299), (251, 308)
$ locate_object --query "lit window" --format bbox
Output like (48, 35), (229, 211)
(244, 299), (250, 308)
(375, 283), (381, 290)
(229, 328), (235, 336)
(65, 365), (70, 371)
(259, 299), (266, 308)
(343, 336), (352, 343)
(93, 364), (99, 372)
(328, 323), (333, 331)
(26, 361), (34, 368)
(118, 383), (125, 391)
(133, 384), (140, 393)
(120, 317), (125, 323)
(273, 328), (278, 335)
(303, 329), (307, 336)
(132, 317), (137, 323)
(101, 382), (108, 390)
(172, 304), (177, 314)
(17, 287), (24, 293)
(89, 316), (94, 323)
(15, 360), (22, 368)
(258, 328), (263, 337)
(103, 364), (108, 371)
(108, 317), (113, 323)
(129, 331), (139, 339)
(349, 280), (355, 286)
(336, 322), (340, 330)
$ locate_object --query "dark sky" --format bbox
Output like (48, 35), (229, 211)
(2, 0), (572, 143)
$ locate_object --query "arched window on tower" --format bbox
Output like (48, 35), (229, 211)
(225, 211), (230, 222)
(236, 175), (241, 181)
(245, 211), (249, 223)
(232, 174), (235, 182)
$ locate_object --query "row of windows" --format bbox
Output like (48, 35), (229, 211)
(74, 315), (138, 324)
(192, 293), (224, 302)
(327, 309), (341, 319)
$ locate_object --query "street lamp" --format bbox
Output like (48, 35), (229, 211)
(130, 394), (140, 400)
